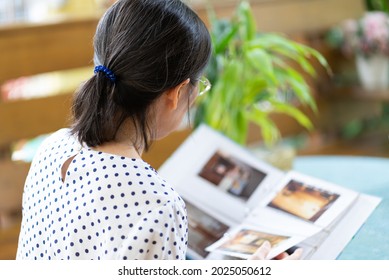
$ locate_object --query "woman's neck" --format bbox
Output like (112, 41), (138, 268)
(92, 119), (147, 159)
(92, 141), (143, 159)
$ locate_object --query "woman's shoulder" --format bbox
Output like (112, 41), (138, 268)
(69, 150), (171, 187)
(82, 151), (184, 204)
(36, 128), (77, 151)
(29, 128), (81, 166)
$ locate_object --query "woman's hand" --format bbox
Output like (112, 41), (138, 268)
(248, 241), (303, 260)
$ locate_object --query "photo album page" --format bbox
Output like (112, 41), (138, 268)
(158, 125), (381, 260)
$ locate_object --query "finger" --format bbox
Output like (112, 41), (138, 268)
(274, 252), (289, 260)
(249, 241), (271, 260)
(282, 248), (303, 260)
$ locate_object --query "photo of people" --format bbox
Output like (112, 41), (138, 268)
(268, 180), (340, 222)
(186, 201), (230, 258)
(198, 150), (267, 201)
(217, 229), (288, 255)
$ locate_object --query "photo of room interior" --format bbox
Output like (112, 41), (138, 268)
(185, 200), (230, 258)
(217, 228), (288, 255)
(198, 150), (267, 200)
(268, 180), (340, 222)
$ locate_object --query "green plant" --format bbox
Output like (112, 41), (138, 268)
(194, 1), (330, 145)
(365, 0), (389, 12)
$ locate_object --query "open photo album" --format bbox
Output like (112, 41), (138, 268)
(158, 125), (381, 260)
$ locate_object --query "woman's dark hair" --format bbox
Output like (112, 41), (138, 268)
(71, 0), (211, 152)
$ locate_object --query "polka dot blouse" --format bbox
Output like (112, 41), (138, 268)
(16, 129), (188, 260)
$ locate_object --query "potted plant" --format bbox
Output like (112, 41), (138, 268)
(327, 8), (389, 90)
(194, 1), (329, 146)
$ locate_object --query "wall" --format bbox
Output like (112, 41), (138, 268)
(194, 0), (364, 34)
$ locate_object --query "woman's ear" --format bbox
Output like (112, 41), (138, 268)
(165, 78), (190, 110)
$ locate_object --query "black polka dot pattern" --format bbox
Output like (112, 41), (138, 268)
(16, 129), (188, 260)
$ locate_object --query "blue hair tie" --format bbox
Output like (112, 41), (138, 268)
(94, 65), (116, 82)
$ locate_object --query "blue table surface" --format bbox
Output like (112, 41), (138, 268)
(294, 155), (389, 260)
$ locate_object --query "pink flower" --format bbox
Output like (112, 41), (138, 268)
(362, 12), (389, 44)
(331, 11), (389, 57)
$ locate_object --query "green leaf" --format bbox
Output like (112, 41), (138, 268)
(278, 67), (317, 111)
(288, 78), (317, 111)
(241, 78), (269, 104)
(246, 107), (280, 145)
(244, 48), (277, 84)
(248, 34), (298, 52)
(341, 120), (364, 139)
(273, 46), (317, 77)
(213, 22), (239, 54)
(218, 60), (242, 106)
(272, 102), (314, 130)
(236, 109), (249, 144)
(223, 108), (249, 144)
(297, 44), (332, 76)
(247, 34), (330, 77)
(237, 1), (256, 41)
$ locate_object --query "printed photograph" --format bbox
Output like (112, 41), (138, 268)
(198, 150), (267, 201)
(268, 179), (340, 222)
(216, 229), (288, 255)
(186, 201), (230, 258)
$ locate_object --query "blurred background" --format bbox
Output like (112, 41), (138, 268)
(1, 0), (388, 259)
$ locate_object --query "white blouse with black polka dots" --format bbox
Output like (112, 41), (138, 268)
(16, 129), (188, 260)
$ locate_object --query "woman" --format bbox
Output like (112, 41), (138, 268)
(16, 0), (301, 260)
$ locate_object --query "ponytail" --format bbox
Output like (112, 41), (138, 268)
(71, 72), (161, 152)
(71, 73), (119, 147)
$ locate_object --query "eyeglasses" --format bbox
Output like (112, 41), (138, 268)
(198, 77), (211, 96)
